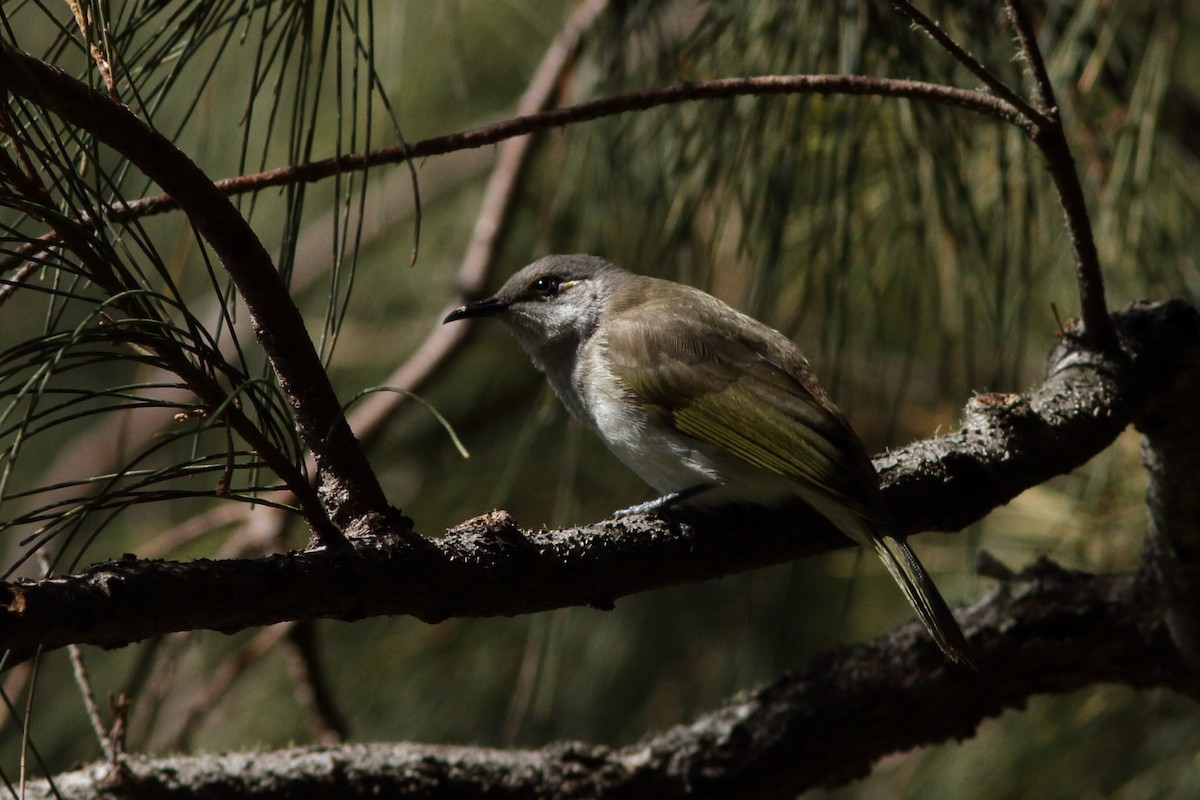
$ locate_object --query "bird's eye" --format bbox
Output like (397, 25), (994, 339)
(530, 275), (563, 297)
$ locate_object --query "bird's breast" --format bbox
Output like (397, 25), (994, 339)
(573, 338), (726, 494)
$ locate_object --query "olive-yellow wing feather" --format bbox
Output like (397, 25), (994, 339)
(603, 285), (881, 518)
(602, 277), (972, 664)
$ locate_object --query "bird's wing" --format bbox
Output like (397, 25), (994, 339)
(604, 292), (881, 515)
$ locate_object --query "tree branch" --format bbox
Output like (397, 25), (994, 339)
(0, 42), (396, 538)
(890, 0), (1116, 353)
(1002, 0), (1118, 353)
(1136, 300), (1200, 660)
(283, 622), (349, 745)
(21, 562), (1195, 800)
(891, 0), (1048, 127)
(100, 73), (1029, 224)
(1003, 0), (1057, 111)
(0, 300), (1190, 667)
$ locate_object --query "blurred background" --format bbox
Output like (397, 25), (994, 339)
(0, 0), (1197, 797)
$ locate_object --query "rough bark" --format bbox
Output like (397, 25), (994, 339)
(22, 562), (1195, 800)
(0, 300), (1192, 667)
(1136, 301), (1200, 661)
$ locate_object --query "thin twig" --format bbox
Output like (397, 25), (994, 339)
(1003, 0), (1057, 112)
(110, 73), (1028, 222)
(1002, 0), (1117, 351)
(350, 313), (473, 452)
(67, 645), (113, 762)
(161, 623), (292, 751)
(65, 0), (119, 100)
(126, 633), (188, 752)
(891, 0), (1115, 351)
(2, 71), (1028, 282)
(136, 505), (252, 560)
(282, 622), (347, 744)
(108, 693), (128, 762)
(0, 260), (40, 309)
(891, 0), (1048, 127)
(18, 647), (41, 800)
(0, 97), (43, 185)
(35, 552), (114, 761)
(0, 664), (30, 736)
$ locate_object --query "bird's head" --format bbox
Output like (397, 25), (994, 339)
(444, 254), (625, 354)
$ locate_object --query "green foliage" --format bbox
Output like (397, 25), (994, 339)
(542, 0), (1198, 407)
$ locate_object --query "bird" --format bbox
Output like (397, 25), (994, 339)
(444, 254), (971, 664)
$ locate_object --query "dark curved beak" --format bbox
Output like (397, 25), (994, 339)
(443, 297), (509, 324)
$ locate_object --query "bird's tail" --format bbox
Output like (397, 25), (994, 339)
(872, 533), (973, 666)
(797, 490), (972, 664)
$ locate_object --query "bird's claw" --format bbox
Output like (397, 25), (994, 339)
(612, 484), (712, 519)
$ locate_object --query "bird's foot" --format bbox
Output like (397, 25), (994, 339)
(613, 484), (712, 518)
